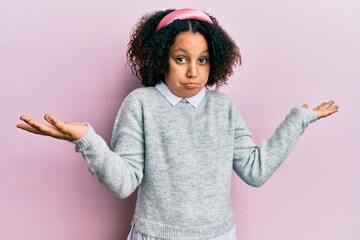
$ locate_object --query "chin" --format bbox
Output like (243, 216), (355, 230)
(182, 90), (200, 98)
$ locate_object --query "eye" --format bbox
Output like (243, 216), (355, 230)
(176, 56), (187, 64)
(198, 57), (209, 65)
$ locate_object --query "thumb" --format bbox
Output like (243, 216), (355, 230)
(302, 104), (309, 108)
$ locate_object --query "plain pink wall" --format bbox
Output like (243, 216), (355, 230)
(1, 1), (359, 240)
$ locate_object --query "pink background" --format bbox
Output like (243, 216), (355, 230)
(1, 1), (359, 239)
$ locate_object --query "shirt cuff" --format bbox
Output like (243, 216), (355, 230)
(293, 106), (318, 126)
(72, 124), (103, 152)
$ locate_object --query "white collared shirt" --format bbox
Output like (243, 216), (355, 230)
(155, 81), (206, 108)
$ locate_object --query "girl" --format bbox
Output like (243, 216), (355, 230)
(17, 8), (338, 240)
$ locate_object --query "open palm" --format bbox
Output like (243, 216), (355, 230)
(17, 114), (88, 141)
(302, 100), (339, 120)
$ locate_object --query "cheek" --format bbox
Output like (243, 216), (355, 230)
(164, 72), (179, 87)
(169, 64), (186, 78)
(201, 66), (211, 77)
(167, 61), (176, 74)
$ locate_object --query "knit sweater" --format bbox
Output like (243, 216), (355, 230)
(73, 87), (317, 240)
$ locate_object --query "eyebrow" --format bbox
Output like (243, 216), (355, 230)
(173, 47), (209, 54)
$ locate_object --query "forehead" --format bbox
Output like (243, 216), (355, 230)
(171, 31), (208, 53)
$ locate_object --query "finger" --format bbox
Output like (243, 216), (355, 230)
(317, 105), (339, 119)
(44, 114), (68, 133)
(17, 119), (58, 137)
(44, 115), (85, 140)
(18, 116), (38, 133)
(302, 104), (309, 108)
(19, 115), (32, 122)
(322, 108), (339, 117)
(17, 123), (48, 136)
(44, 114), (59, 125)
(323, 100), (335, 109)
(20, 115), (48, 132)
(20, 115), (64, 138)
(313, 102), (328, 111)
(314, 100), (336, 111)
(44, 114), (53, 124)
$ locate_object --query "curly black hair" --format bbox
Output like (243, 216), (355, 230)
(127, 9), (241, 88)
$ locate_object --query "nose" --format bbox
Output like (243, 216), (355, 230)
(186, 62), (198, 78)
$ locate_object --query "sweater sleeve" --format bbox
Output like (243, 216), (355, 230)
(72, 94), (145, 198)
(232, 106), (317, 187)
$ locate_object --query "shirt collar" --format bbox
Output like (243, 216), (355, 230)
(155, 82), (206, 108)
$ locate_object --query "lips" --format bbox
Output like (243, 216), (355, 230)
(182, 82), (199, 89)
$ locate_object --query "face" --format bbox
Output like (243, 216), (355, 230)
(164, 31), (210, 98)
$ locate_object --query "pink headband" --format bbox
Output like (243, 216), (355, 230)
(155, 8), (213, 32)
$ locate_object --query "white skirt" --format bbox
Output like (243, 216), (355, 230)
(127, 224), (237, 240)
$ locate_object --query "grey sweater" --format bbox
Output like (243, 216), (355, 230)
(73, 87), (317, 240)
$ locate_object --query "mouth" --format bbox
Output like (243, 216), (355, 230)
(182, 82), (199, 89)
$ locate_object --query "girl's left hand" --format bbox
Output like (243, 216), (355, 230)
(302, 100), (339, 120)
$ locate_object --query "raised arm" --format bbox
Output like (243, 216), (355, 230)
(17, 94), (145, 199)
(232, 100), (338, 187)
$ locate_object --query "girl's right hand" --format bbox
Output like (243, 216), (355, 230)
(17, 114), (88, 141)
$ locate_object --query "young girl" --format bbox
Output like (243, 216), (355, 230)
(17, 8), (338, 240)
